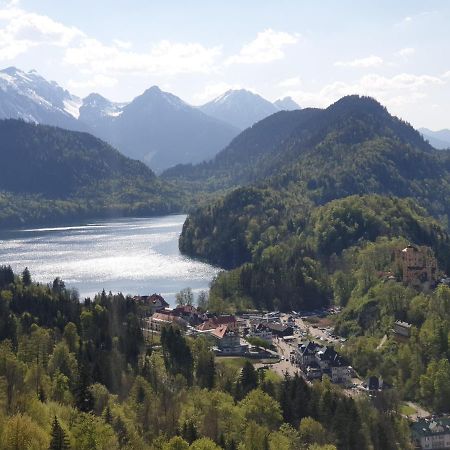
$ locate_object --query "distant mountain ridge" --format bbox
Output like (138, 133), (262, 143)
(419, 127), (450, 150)
(0, 67), (302, 172)
(273, 96), (300, 111)
(166, 96), (438, 194)
(100, 86), (240, 173)
(199, 89), (300, 130)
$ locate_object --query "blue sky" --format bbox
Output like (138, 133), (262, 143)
(1, 0), (449, 129)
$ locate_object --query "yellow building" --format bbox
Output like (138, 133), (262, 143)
(396, 245), (437, 288)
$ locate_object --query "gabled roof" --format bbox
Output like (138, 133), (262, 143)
(329, 353), (349, 368)
(134, 294), (169, 307)
(261, 322), (293, 332)
(148, 294), (169, 306)
(412, 418), (450, 438)
(152, 312), (186, 325)
(173, 305), (198, 315)
(196, 315), (237, 331)
(211, 325), (235, 339)
(394, 320), (412, 328)
(299, 341), (320, 356)
(316, 346), (337, 361)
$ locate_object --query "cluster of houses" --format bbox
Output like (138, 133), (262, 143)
(136, 295), (354, 386)
(246, 316), (294, 341)
(138, 294), (250, 355)
(296, 340), (353, 385)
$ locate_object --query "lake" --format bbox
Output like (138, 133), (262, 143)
(0, 215), (221, 306)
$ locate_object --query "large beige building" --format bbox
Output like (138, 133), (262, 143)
(397, 245), (438, 288)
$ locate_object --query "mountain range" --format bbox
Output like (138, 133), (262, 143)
(0, 67), (300, 172)
(419, 127), (450, 150)
(168, 96), (445, 197)
(179, 95), (450, 268)
(199, 89), (300, 129)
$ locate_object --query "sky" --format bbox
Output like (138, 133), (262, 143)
(0, 0), (449, 129)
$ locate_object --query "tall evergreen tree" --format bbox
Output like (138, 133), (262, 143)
(74, 345), (94, 412)
(196, 349), (215, 389)
(22, 267), (31, 286)
(240, 360), (258, 395)
(49, 416), (70, 450)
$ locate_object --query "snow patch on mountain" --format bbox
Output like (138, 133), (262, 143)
(63, 98), (83, 119)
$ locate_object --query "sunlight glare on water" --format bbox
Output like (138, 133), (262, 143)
(0, 215), (220, 306)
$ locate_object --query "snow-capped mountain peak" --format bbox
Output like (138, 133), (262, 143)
(0, 66), (84, 129)
(200, 89), (279, 129)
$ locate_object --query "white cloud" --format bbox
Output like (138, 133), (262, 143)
(396, 47), (415, 58)
(64, 38), (221, 76)
(0, 4), (83, 60)
(286, 72), (446, 109)
(192, 81), (243, 104)
(335, 55), (383, 68)
(0, 2), (221, 77)
(278, 76), (301, 88)
(0, 2), (84, 60)
(226, 29), (299, 65)
(68, 74), (118, 89)
(112, 39), (132, 49)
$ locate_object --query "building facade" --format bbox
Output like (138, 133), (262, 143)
(411, 418), (450, 449)
(397, 245), (438, 288)
(297, 341), (351, 385)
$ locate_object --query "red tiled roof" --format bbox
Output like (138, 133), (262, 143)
(211, 325), (230, 339)
(213, 315), (236, 325)
(173, 305), (198, 314)
(152, 312), (185, 325)
(197, 321), (216, 331)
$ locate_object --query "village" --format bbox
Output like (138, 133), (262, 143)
(133, 244), (450, 450)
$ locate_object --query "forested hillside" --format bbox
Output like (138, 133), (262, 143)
(0, 120), (182, 228)
(179, 96), (450, 311)
(182, 195), (450, 312)
(0, 266), (413, 449)
(167, 96), (450, 214)
(163, 109), (320, 191)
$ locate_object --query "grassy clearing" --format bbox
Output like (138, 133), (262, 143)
(399, 403), (416, 416)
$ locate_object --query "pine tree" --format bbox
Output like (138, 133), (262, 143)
(74, 346), (94, 412)
(113, 416), (129, 448)
(22, 267), (31, 286)
(103, 405), (113, 425)
(181, 420), (198, 444)
(49, 416), (70, 450)
(196, 350), (215, 389)
(240, 360), (258, 395)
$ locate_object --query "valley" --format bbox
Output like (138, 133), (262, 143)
(1, 49), (450, 450)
